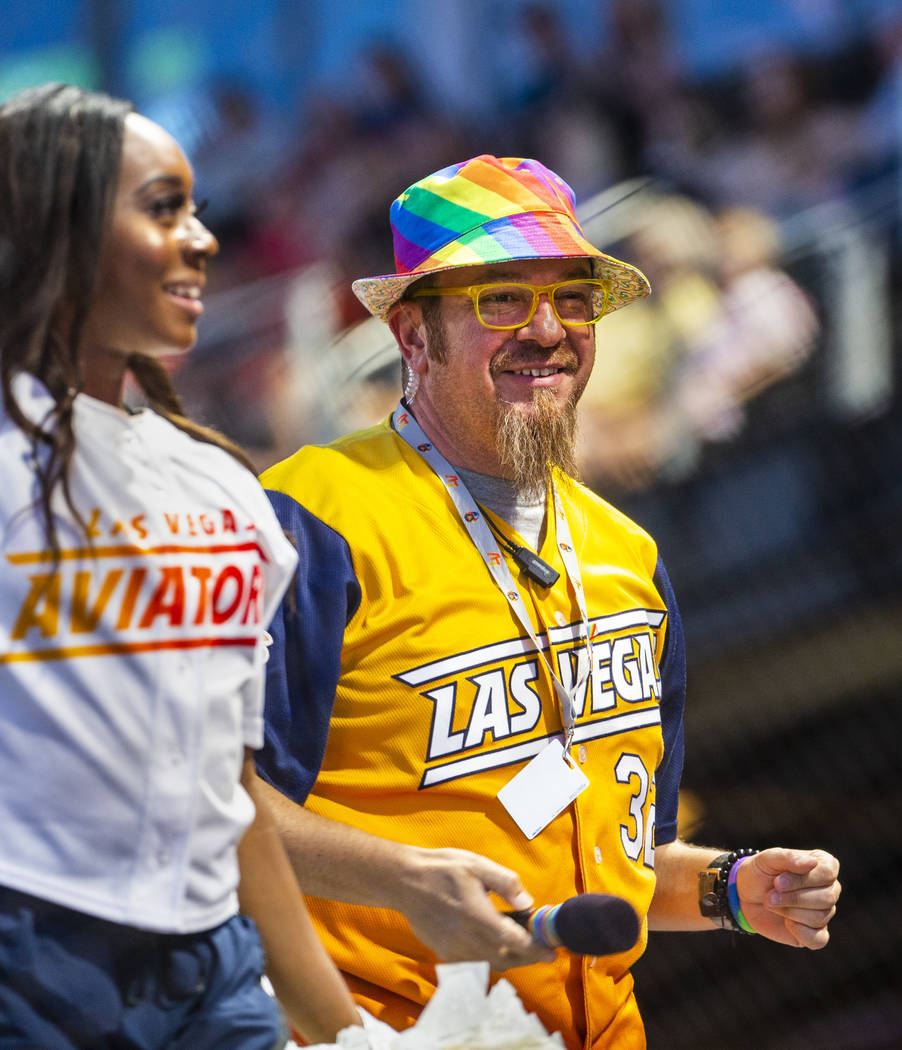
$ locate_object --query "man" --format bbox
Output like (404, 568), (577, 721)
(256, 155), (841, 1050)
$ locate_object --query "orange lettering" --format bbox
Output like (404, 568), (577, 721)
(116, 568), (147, 629)
(191, 566), (212, 625)
(163, 513), (179, 535)
(11, 573), (61, 639)
(86, 508), (103, 539)
(131, 515), (148, 540)
(138, 567), (185, 628)
(211, 565), (243, 624)
(71, 569), (123, 633)
(222, 509), (237, 534)
(240, 564), (264, 625)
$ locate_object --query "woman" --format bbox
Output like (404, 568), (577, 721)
(0, 83), (360, 1049)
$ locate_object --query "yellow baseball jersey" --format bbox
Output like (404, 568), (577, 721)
(258, 418), (686, 1050)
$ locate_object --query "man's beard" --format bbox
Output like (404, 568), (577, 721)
(494, 388), (580, 498)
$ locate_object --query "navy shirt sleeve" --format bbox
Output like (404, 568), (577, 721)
(256, 489), (362, 804)
(652, 555), (687, 845)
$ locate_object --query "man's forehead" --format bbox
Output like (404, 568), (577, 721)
(433, 258), (593, 286)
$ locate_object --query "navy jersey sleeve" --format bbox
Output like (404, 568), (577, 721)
(652, 556), (686, 845)
(256, 489), (362, 804)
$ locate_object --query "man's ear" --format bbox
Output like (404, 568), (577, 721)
(389, 303), (428, 375)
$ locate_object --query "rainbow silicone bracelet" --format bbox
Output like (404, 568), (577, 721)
(727, 855), (758, 934)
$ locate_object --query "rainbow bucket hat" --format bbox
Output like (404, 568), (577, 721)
(352, 154), (650, 321)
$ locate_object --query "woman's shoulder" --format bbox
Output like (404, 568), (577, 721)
(1, 371), (54, 428)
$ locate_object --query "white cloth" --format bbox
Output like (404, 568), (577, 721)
(298, 963), (566, 1050)
(0, 373), (297, 933)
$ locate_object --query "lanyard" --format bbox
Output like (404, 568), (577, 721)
(392, 402), (594, 748)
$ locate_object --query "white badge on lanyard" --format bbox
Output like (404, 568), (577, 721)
(393, 403), (592, 837)
(497, 738), (589, 839)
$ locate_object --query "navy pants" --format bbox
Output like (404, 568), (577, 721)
(0, 885), (287, 1050)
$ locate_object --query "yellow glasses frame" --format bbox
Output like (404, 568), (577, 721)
(410, 278), (611, 330)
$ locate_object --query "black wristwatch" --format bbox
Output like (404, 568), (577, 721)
(698, 849), (758, 933)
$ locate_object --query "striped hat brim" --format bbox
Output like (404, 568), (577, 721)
(352, 209), (650, 321)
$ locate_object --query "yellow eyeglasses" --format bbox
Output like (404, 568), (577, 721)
(410, 279), (611, 330)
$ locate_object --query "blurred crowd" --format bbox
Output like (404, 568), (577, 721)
(171, 0), (902, 490)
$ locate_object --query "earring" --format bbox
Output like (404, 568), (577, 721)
(404, 370), (420, 405)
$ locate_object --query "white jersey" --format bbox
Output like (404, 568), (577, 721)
(0, 372), (297, 934)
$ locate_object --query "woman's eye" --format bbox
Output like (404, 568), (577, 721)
(193, 198), (209, 218)
(149, 192), (187, 218)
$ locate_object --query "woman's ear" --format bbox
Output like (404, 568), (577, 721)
(389, 302), (428, 376)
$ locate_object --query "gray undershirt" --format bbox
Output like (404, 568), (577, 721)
(456, 466), (546, 550)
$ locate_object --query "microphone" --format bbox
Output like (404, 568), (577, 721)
(507, 893), (640, 956)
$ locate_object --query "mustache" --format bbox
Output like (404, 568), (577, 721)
(490, 342), (580, 379)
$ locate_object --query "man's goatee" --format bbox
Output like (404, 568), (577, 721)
(495, 389), (580, 498)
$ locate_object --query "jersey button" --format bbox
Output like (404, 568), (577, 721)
(594, 846), (603, 864)
(578, 745), (588, 764)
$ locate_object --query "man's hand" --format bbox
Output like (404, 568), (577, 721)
(395, 846), (555, 970)
(737, 847), (841, 949)
(256, 791), (554, 971)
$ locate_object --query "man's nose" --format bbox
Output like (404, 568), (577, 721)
(518, 294), (564, 346)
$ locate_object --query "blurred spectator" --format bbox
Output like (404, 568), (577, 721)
(269, 39), (472, 327)
(673, 205), (819, 443)
(578, 194), (818, 491)
(861, 9), (902, 163)
(588, 0), (688, 177)
(495, 3), (623, 197)
(350, 41), (427, 133)
(679, 49), (873, 217)
(504, 3), (573, 113)
(189, 77), (288, 282)
(579, 193), (721, 490)
(858, 8), (902, 248)
(236, 92), (358, 282)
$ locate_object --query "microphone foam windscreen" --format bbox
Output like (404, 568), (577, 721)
(552, 894), (640, 956)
